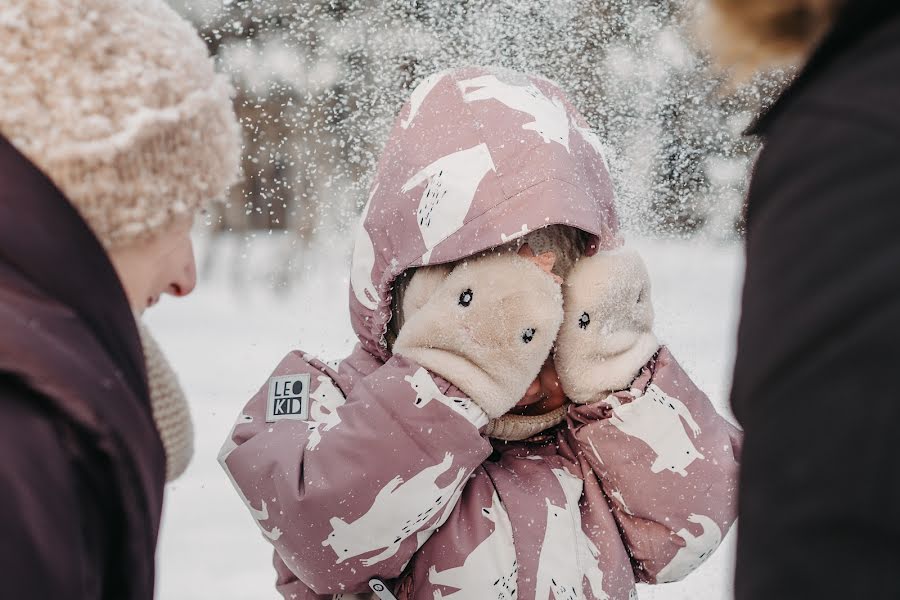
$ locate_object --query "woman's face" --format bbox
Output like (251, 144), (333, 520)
(109, 215), (197, 314)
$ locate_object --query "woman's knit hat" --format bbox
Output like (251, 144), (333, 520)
(0, 0), (242, 248)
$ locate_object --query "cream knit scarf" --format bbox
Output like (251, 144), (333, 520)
(135, 318), (194, 481)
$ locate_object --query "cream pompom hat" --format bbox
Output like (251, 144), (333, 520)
(0, 0), (242, 248)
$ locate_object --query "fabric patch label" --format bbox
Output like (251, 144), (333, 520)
(266, 373), (311, 422)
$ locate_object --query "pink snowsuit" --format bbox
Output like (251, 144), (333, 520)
(220, 67), (742, 599)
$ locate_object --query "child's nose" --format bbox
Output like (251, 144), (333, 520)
(516, 358), (564, 408)
(538, 358), (564, 403)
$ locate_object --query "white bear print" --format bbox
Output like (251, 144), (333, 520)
(218, 415), (283, 541)
(500, 224), (531, 244)
(405, 367), (489, 428)
(608, 488), (634, 517)
(458, 75), (570, 151)
(570, 122), (612, 173)
(586, 436), (605, 466)
(322, 452), (468, 567)
(350, 183), (380, 310)
(306, 376), (347, 451)
(402, 144), (496, 264)
(402, 71), (447, 129)
(609, 384), (705, 477)
(429, 491), (518, 600)
(545, 469), (611, 600)
(416, 469), (467, 552)
(655, 514), (723, 583)
(535, 495), (582, 600)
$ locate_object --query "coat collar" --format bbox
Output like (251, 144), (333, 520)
(0, 135), (148, 399)
(748, 0), (900, 136)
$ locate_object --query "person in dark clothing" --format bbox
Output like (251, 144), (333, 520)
(0, 0), (241, 598)
(707, 0), (900, 597)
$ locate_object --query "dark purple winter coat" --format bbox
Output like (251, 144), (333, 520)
(0, 136), (165, 599)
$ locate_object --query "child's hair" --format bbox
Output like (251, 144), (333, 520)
(385, 225), (586, 350)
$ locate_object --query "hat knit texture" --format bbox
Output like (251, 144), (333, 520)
(137, 319), (194, 482)
(0, 0), (242, 248)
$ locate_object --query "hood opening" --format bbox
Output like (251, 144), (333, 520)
(348, 66), (620, 362)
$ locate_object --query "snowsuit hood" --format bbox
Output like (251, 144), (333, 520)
(350, 67), (619, 360)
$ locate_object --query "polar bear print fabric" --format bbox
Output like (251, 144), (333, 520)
(322, 452), (468, 567)
(549, 468), (611, 600)
(609, 384), (705, 477)
(306, 376), (347, 451)
(405, 367), (489, 428)
(402, 71), (447, 129)
(350, 183), (381, 310)
(655, 514), (723, 583)
(535, 494), (581, 600)
(402, 144), (496, 264)
(570, 122), (613, 173)
(218, 414), (283, 541)
(500, 224), (531, 244)
(428, 491), (518, 600)
(535, 468), (605, 600)
(458, 75), (571, 151)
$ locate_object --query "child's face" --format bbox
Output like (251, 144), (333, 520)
(509, 357), (566, 416)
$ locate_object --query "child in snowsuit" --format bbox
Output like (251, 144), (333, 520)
(220, 67), (742, 600)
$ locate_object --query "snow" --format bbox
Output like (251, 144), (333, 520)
(147, 233), (743, 599)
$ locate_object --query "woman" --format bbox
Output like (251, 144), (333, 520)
(708, 0), (900, 598)
(0, 0), (241, 597)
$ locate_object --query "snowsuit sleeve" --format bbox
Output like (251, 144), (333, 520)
(219, 351), (492, 595)
(566, 346), (742, 584)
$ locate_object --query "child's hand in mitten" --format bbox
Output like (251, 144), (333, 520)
(555, 249), (659, 404)
(393, 247), (564, 419)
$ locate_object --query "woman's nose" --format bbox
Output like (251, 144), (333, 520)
(167, 254), (197, 298)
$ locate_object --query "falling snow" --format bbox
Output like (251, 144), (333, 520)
(152, 1), (780, 597)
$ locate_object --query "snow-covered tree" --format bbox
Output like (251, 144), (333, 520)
(169, 0), (783, 249)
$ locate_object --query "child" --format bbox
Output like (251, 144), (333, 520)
(221, 67), (741, 600)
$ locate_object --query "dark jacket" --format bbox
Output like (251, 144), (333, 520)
(0, 137), (165, 598)
(731, 2), (900, 598)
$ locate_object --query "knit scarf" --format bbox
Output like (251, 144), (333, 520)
(136, 318), (194, 482)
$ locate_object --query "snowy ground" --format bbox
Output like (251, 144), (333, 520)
(147, 233), (745, 600)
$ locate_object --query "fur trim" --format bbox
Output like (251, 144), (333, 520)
(0, 0), (242, 248)
(483, 406), (567, 441)
(702, 0), (844, 74)
(137, 319), (194, 481)
(555, 248), (660, 404)
(394, 252), (564, 419)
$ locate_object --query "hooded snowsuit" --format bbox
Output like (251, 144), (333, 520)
(221, 67), (741, 599)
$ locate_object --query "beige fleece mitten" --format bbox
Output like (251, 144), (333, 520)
(393, 251), (564, 419)
(555, 249), (659, 404)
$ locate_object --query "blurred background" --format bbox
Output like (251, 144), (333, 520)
(148, 1), (786, 598)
